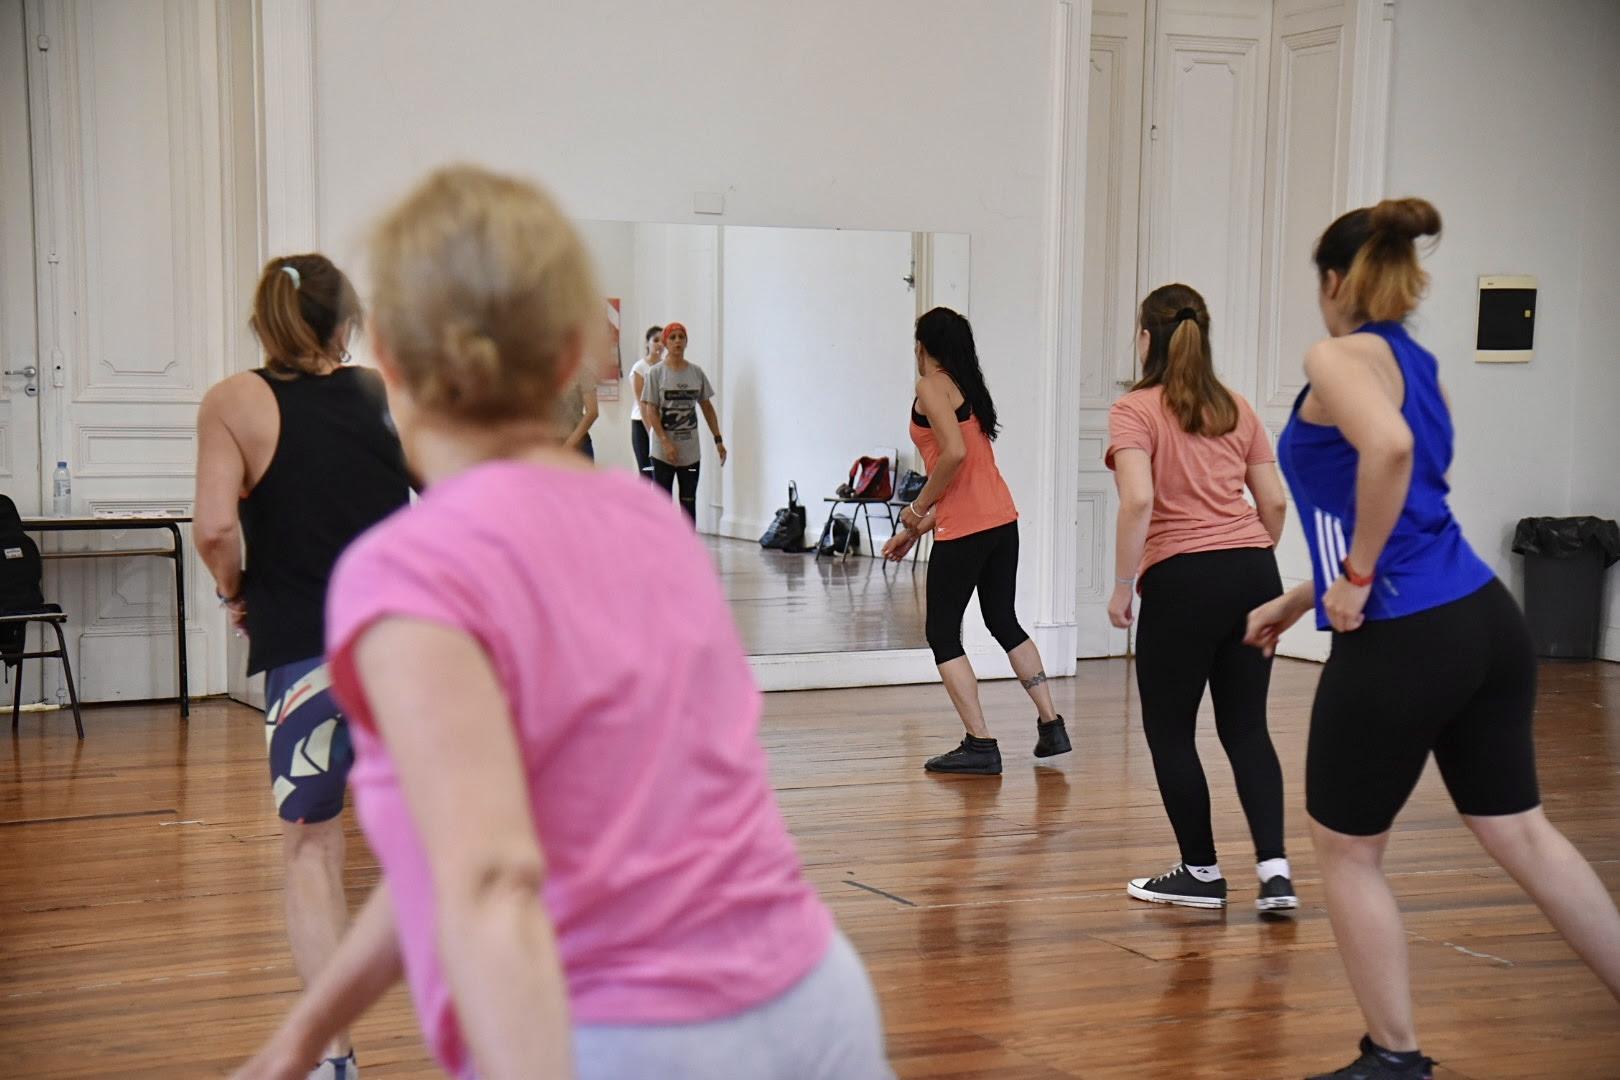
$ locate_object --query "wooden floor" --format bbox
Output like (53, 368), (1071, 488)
(2, 659), (1618, 1079)
(707, 534), (928, 655)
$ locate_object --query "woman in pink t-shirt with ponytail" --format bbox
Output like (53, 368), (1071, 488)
(1105, 283), (1295, 914)
(231, 166), (892, 1080)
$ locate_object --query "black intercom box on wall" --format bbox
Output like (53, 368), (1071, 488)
(1476, 275), (1536, 363)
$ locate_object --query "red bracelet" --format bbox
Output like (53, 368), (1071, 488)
(1340, 558), (1375, 587)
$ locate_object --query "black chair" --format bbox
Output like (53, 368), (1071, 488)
(0, 495), (84, 738)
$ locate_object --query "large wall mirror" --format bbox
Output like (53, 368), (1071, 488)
(575, 221), (968, 658)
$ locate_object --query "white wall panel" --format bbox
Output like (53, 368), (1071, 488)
(18, 0), (249, 702)
(1146, 0), (1271, 399)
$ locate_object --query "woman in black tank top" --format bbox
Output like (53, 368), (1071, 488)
(194, 254), (410, 1079)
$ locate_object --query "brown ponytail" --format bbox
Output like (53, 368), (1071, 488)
(1313, 197), (1442, 323)
(250, 254), (362, 375)
(1133, 283), (1237, 437)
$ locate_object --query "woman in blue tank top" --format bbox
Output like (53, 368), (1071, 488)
(1244, 198), (1620, 1080)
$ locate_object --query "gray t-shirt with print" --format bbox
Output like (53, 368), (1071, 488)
(641, 362), (714, 467)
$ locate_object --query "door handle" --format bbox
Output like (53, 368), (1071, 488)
(4, 365), (39, 396)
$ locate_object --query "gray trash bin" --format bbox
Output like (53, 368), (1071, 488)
(1511, 516), (1620, 660)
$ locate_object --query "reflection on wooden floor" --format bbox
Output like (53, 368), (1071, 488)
(3, 660), (1618, 1078)
(706, 534), (928, 655)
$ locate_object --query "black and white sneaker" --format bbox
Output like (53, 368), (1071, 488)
(1307, 1035), (1434, 1080)
(1256, 874), (1299, 912)
(1034, 715), (1072, 758)
(1126, 863), (1227, 909)
(924, 736), (1002, 775)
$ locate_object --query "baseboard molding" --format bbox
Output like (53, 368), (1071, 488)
(747, 623), (1078, 691)
(717, 515), (769, 543)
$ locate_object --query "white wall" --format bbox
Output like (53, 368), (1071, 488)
(1568, 9), (1620, 660)
(1385, 0), (1620, 659)
(309, 0), (1063, 669)
(719, 226), (919, 546)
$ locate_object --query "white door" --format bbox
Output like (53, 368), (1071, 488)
(1075, 0), (1148, 657)
(8, 0), (257, 704)
(0, 0), (43, 519)
(1079, 0), (1382, 662)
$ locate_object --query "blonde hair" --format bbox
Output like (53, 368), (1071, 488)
(1314, 197), (1442, 323)
(368, 165), (601, 424)
(1133, 283), (1237, 437)
(250, 254), (361, 375)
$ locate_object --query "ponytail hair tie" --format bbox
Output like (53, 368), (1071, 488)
(1175, 307), (1197, 323)
(281, 264), (301, 289)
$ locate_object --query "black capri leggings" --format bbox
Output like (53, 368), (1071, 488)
(1308, 577), (1540, 836)
(925, 521), (1029, 665)
(1135, 547), (1286, 867)
(651, 458), (700, 522)
(630, 419), (653, 478)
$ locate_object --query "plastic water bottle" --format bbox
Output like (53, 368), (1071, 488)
(51, 461), (71, 517)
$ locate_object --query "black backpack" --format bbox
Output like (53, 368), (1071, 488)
(0, 495), (44, 661)
(817, 513), (861, 556)
(759, 483), (809, 552)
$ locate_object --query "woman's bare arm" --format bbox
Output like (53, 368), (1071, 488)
(353, 618), (573, 1080)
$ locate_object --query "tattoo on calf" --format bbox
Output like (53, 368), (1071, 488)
(1021, 672), (1048, 690)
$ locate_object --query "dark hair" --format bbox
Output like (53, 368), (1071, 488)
(914, 307), (998, 441)
(644, 325), (662, 343)
(1133, 284), (1236, 437)
(250, 254), (361, 375)
(1313, 197), (1442, 323)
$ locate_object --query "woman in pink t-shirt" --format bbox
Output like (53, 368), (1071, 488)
(231, 166), (892, 1080)
(1105, 283), (1295, 914)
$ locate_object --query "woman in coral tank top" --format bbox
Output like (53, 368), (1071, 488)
(883, 307), (1071, 775)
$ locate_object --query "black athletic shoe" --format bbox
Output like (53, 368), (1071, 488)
(924, 737), (1002, 775)
(1256, 874), (1299, 912)
(1306, 1035), (1434, 1080)
(1034, 715), (1072, 758)
(1127, 863), (1227, 909)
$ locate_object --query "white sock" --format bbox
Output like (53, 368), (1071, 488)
(1257, 857), (1291, 883)
(1185, 863), (1222, 882)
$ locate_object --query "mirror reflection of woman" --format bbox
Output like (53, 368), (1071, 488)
(884, 307), (1070, 774)
(1245, 197), (1620, 1080)
(1105, 284), (1294, 914)
(640, 323), (727, 521)
(628, 326), (662, 480)
(552, 363), (600, 461)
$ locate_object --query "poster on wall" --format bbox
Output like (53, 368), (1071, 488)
(597, 297), (622, 401)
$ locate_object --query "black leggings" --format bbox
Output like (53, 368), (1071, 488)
(1135, 547), (1286, 867)
(630, 420), (653, 479)
(925, 521), (1029, 665)
(1308, 577), (1540, 836)
(651, 458), (700, 521)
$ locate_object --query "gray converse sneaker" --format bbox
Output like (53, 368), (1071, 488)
(1126, 863), (1227, 909)
(1257, 874), (1299, 912)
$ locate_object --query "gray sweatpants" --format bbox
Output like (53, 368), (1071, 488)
(570, 931), (894, 1080)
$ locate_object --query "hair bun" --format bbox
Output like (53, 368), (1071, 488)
(1370, 197), (1441, 241)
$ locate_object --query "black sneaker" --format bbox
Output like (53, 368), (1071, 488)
(1257, 874), (1299, 912)
(1034, 715), (1072, 758)
(1127, 863), (1227, 909)
(1307, 1035), (1434, 1080)
(924, 736), (1002, 775)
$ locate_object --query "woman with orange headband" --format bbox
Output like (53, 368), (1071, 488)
(639, 322), (726, 522)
